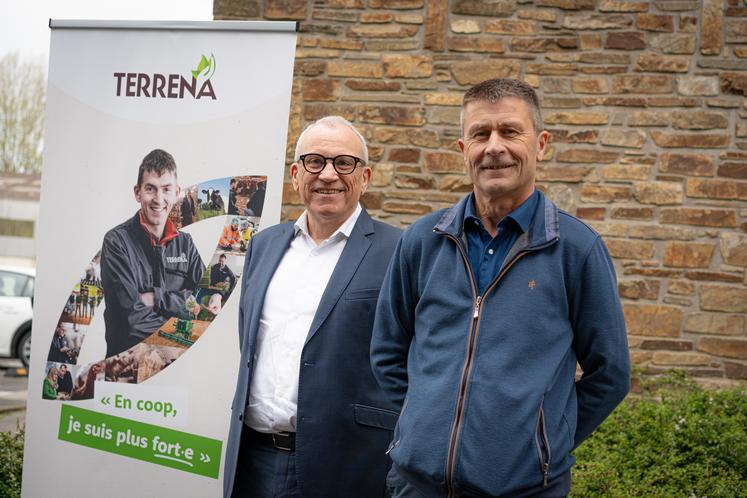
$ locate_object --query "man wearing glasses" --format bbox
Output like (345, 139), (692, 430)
(223, 116), (402, 498)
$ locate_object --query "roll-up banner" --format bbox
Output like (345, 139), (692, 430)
(23, 20), (297, 497)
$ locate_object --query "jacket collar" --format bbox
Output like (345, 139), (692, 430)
(434, 190), (560, 250)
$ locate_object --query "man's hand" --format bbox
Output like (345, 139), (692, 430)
(207, 293), (222, 314)
(140, 292), (155, 307)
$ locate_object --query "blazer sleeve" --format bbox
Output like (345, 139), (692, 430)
(370, 236), (416, 408)
(570, 236), (631, 448)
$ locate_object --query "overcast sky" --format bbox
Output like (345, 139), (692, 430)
(1, 0), (212, 63)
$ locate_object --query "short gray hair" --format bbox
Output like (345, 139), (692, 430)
(294, 115), (369, 164)
(460, 78), (544, 134)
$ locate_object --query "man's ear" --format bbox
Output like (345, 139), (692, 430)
(535, 130), (550, 162)
(133, 184), (141, 203)
(360, 166), (372, 194)
(290, 163), (300, 192)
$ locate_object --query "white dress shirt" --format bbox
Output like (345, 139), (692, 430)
(244, 204), (362, 433)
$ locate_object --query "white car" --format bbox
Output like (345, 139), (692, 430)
(0, 265), (35, 368)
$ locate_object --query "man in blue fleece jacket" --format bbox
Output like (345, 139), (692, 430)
(371, 78), (630, 498)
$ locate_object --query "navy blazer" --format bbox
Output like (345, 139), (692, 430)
(223, 209), (402, 498)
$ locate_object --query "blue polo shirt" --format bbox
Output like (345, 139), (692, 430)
(463, 190), (539, 295)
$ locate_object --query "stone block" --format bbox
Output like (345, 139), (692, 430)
(671, 111), (728, 130)
(304, 103), (357, 121)
(265, 0), (307, 19)
(382, 201), (432, 215)
(624, 303), (683, 337)
(327, 60), (382, 78)
(358, 105), (426, 126)
(424, 152), (465, 173)
(394, 174), (434, 190)
(371, 163), (394, 187)
(601, 129), (647, 148)
(347, 24), (419, 38)
(424, 0), (447, 51)
(677, 76), (719, 96)
(605, 31), (646, 50)
(437, 175), (473, 192)
(451, 60), (520, 85)
(633, 181), (683, 205)
(452, 0), (517, 16)
(383, 55), (433, 78)
(599, 0), (649, 12)
(395, 13), (423, 24)
(484, 19), (537, 35)
(649, 33), (696, 54)
(725, 361), (747, 380)
(536, 0), (595, 9)
(650, 132), (728, 148)
(448, 36), (506, 53)
(659, 153), (715, 176)
(388, 148), (420, 163)
(606, 239), (655, 259)
(450, 20), (480, 33)
(536, 165), (592, 181)
(547, 129), (599, 144)
(720, 232), (747, 266)
(556, 149), (619, 163)
(618, 279), (660, 300)
(660, 208), (737, 228)
(368, 0), (423, 7)
(652, 352), (713, 366)
(580, 185), (632, 203)
(545, 112), (609, 125)
(360, 12), (393, 23)
(701, 0), (723, 55)
(634, 54), (689, 73)
(663, 242), (715, 268)
(718, 162), (747, 179)
(213, 0), (260, 18)
(424, 92), (462, 106)
(576, 207), (606, 220)
(685, 271), (743, 284)
(510, 37), (578, 52)
(611, 207), (654, 220)
(588, 222), (627, 237)
(700, 285), (747, 312)
(563, 14), (632, 29)
(636, 13), (674, 32)
(345, 80), (401, 91)
(684, 313), (746, 336)
(697, 337), (747, 359)
(612, 75), (673, 94)
(726, 19), (747, 43)
(639, 339), (692, 350)
(667, 279), (694, 295)
(517, 9), (557, 21)
(302, 79), (340, 101)
(628, 111), (669, 127)
(686, 178), (745, 200)
(572, 77), (609, 94)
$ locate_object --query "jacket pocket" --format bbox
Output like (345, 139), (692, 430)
(534, 398), (552, 487)
(353, 404), (399, 430)
(345, 288), (381, 300)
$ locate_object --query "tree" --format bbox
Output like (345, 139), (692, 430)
(0, 52), (46, 173)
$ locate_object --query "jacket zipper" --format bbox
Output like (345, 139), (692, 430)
(386, 396), (408, 455)
(535, 398), (552, 486)
(439, 230), (530, 498)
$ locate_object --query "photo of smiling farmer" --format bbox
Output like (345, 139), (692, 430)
(101, 149), (204, 357)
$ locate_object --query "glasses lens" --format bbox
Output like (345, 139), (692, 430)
(303, 154), (325, 172)
(334, 155), (357, 173)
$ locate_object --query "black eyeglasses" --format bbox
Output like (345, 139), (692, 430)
(298, 154), (365, 175)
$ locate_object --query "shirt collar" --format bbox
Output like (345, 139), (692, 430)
(138, 210), (178, 247)
(463, 190), (539, 234)
(294, 203), (362, 241)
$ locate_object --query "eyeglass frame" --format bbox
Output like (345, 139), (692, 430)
(298, 153), (366, 175)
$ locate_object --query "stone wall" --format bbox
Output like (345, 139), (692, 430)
(213, 0), (747, 388)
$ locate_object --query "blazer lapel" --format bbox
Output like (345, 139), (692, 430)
(304, 210), (374, 345)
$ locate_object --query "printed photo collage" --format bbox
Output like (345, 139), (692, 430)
(42, 175), (267, 399)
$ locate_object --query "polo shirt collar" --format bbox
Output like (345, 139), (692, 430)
(463, 190), (540, 234)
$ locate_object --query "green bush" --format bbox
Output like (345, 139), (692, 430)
(0, 426), (24, 498)
(572, 372), (747, 498)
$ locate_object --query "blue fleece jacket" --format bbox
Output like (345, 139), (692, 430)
(371, 191), (630, 497)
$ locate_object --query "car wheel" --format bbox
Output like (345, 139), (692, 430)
(16, 330), (31, 368)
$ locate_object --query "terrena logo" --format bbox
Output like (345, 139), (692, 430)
(113, 54), (217, 100)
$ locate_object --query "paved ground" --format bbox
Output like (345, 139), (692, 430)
(0, 358), (27, 434)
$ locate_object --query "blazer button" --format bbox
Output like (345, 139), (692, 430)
(246, 360), (251, 368)
(238, 413), (243, 421)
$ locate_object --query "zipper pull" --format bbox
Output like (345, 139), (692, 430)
(543, 463), (549, 486)
(473, 296), (482, 319)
